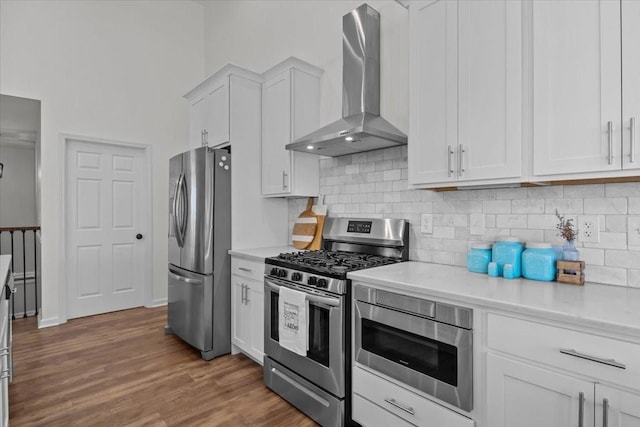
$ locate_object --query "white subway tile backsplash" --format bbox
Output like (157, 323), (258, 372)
(483, 200), (511, 214)
(512, 199), (545, 214)
(605, 249), (640, 268)
(496, 214), (527, 229)
(606, 182), (640, 197)
(582, 232), (628, 250)
(289, 146), (639, 287)
(584, 197), (628, 214)
(584, 265), (627, 287)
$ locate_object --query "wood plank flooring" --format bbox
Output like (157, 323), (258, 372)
(9, 306), (317, 426)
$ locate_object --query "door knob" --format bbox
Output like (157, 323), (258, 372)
(136, 234), (143, 240)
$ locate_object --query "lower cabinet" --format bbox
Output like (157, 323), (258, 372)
(230, 256), (264, 364)
(486, 313), (640, 427)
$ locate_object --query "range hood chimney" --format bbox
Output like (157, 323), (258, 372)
(285, 3), (407, 157)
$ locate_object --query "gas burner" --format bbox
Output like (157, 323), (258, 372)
(275, 250), (398, 274)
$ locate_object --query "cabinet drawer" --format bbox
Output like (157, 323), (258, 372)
(231, 257), (264, 282)
(487, 313), (640, 390)
(353, 367), (474, 427)
(352, 393), (415, 427)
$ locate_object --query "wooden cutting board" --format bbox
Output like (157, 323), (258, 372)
(292, 197), (317, 249)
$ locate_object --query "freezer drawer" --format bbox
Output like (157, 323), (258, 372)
(167, 265), (212, 353)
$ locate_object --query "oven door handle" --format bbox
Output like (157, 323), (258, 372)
(265, 279), (341, 307)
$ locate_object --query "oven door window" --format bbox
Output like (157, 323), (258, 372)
(361, 318), (458, 386)
(270, 292), (330, 367)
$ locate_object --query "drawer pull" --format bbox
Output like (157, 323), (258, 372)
(578, 392), (585, 427)
(560, 348), (626, 369)
(238, 267), (252, 273)
(384, 397), (415, 416)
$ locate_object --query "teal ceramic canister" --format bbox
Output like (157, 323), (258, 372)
(522, 242), (557, 282)
(492, 237), (524, 277)
(467, 243), (493, 273)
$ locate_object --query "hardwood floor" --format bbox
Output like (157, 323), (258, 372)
(9, 306), (318, 426)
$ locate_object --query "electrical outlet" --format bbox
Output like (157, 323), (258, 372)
(579, 215), (600, 243)
(421, 213), (433, 234)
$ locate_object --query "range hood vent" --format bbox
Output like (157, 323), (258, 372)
(285, 3), (407, 157)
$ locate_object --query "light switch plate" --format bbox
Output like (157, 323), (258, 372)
(420, 213), (433, 234)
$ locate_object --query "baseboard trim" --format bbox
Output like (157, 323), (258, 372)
(150, 298), (167, 307)
(38, 315), (64, 329)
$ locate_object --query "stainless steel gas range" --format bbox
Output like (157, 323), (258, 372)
(263, 217), (409, 426)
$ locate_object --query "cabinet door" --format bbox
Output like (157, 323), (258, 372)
(231, 277), (250, 350)
(533, 0), (622, 176)
(595, 385), (640, 427)
(457, 0), (522, 181)
(408, 0), (458, 185)
(247, 281), (264, 362)
(486, 354), (594, 427)
(622, 0), (640, 170)
(262, 70), (292, 195)
(188, 95), (206, 150)
(206, 79), (230, 147)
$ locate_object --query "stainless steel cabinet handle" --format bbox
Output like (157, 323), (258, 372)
(578, 392), (585, 427)
(458, 145), (465, 177)
(447, 145), (454, 177)
(384, 397), (415, 415)
(241, 284), (246, 304)
(560, 348), (626, 369)
(282, 171), (288, 190)
(631, 117), (636, 163)
(244, 284), (250, 304)
(603, 398), (609, 427)
(203, 130), (208, 147)
(238, 267), (252, 273)
(608, 121), (614, 165)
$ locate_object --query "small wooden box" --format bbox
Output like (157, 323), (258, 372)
(556, 260), (585, 285)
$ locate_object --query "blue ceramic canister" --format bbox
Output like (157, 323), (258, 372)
(467, 243), (493, 273)
(492, 237), (524, 277)
(522, 242), (557, 282)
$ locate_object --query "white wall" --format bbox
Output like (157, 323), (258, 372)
(0, 0), (206, 326)
(202, 0), (409, 135)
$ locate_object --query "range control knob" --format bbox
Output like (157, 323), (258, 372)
(291, 272), (302, 282)
(307, 276), (317, 286)
(270, 267), (279, 276)
(278, 269), (287, 278)
(317, 278), (328, 288)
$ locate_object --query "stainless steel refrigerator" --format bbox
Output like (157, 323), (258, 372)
(166, 147), (231, 360)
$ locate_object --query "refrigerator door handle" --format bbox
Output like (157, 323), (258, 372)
(172, 173), (185, 248)
(179, 173), (189, 244)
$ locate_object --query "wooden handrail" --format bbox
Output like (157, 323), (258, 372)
(0, 226), (40, 232)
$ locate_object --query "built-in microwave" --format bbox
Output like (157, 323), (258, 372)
(354, 285), (473, 412)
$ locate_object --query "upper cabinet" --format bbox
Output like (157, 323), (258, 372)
(261, 58), (322, 197)
(185, 76), (230, 150)
(408, 0), (523, 188)
(532, 0), (640, 177)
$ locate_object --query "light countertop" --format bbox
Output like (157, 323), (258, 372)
(228, 246), (302, 263)
(349, 261), (640, 339)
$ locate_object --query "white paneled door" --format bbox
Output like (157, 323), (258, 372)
(65, 139), (147, 319)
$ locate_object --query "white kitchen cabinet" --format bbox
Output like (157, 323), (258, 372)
(261, 58), (322, 197)
(186, 65), (289, 250)
(185, 76), (230, 150)
(230, 256), (265, 364)
(486, 313), (640, 427)
(487, 354), (594, 427)
(532, 0), (640, 177)
(408, 0), (523, 188)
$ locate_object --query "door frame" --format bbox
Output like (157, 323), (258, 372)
(58, 133), (153, 324)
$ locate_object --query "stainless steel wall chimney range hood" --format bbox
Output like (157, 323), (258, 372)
(285, 3), (407, 157)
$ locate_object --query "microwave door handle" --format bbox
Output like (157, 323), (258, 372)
(265, 279), (340, 307)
